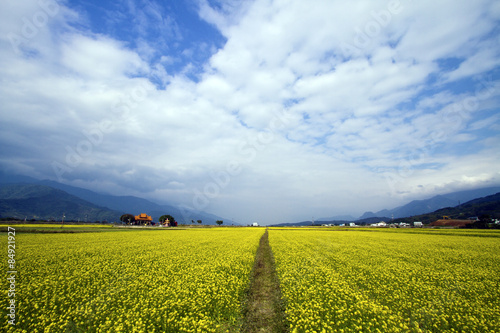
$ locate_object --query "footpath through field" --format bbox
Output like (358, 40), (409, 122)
(242, 229), (288, 333)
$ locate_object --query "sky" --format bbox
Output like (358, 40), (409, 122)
(0, 0), (499, 225)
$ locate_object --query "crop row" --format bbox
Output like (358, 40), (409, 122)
(269, 229), (500, 333)
(1, 228), (264, 332)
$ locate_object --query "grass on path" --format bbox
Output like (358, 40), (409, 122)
(242, 229), (288, 333)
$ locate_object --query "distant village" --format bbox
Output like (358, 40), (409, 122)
(118, 213), (500, 229)
(321, 215), (500, 228)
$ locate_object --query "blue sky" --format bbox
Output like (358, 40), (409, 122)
(1, 0), (499, 224)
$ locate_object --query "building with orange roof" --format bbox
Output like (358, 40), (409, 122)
(134, 213), (153, 225)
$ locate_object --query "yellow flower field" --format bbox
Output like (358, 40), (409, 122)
(1, 228), (264, 332)
(269, 228), (500, 333)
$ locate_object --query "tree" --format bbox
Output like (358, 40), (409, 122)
(475, 214), (492, 229)
(479, 214), (492, 223)
(159, 214), (177, 226)
(197, 220), (202, 224)
(216, 220), (223, 226)
(191, 220), (195, 224)
(120, 214), (135, 224)
(159, 215), (172, 222)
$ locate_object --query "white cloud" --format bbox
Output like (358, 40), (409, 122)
(442, 44), (500, 83)
(469, 114), (500, 131)
(0, 0), (499, 224)
(61, 34), (149, 79)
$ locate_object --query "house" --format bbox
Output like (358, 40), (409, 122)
(413, 221), (423, 228)
(134, 213), (153, 225)
(252, 222), (259, 227)
(371, 221), (387, 227)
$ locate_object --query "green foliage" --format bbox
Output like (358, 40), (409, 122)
(216, 220), (223, 226)
(0, 217), (22, 221)
(120, 214), (135, 223)
(159, 214), (175, 223)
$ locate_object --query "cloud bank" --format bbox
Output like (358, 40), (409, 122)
(1, 0), (499, 224)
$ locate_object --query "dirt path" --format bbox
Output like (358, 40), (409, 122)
(242, 229), (288, 333)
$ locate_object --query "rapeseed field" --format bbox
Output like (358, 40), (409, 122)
(1, 228), (264, 332)
(3, 227), (499, 332)
(269, 228), (500, 332)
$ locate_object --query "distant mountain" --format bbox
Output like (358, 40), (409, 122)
(0, 172), (233, 225)
(36, 180), (231, 225)
(0, 173), (38, 184)
(359, 187), (500, 219)
(358, 211), (379, 219)
(356, 217), (392, 225)
(395, 192), (500, 224)
(275, 187), (500, 227)
(0, 184), (121, 221)
(271, 220), (317, 227)
(318, 214), (356, 221)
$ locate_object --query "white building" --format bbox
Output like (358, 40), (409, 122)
(371, 221), (387, 227)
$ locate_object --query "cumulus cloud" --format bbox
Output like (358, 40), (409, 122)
(0, 0), (499, 224)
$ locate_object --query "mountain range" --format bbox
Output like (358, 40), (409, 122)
(1, 171), (499, 226)
(274, 187), (500, 227)
(358, 187), (500, 219)
(317, 188), (500, 222)
(393, 192), (500, 225)
(0, 172), (232, 225)
(0, 183), (119, 221)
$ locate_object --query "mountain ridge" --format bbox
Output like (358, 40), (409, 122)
(358, 187), (500, 219)
(0, 184), (122, 221)
(0, 172), (234, 225)
(1, 171), (499, 226)
(275, 187), (500, 227)
(393, 192), (500, 225)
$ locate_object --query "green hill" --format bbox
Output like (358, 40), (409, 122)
(393, 192), (500, 225)
(0, 184), (122, 222)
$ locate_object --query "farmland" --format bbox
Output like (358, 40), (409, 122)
(269, 228), (500, 332)
(1, 227), (264, 332)
(1, 226), (500, 332)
